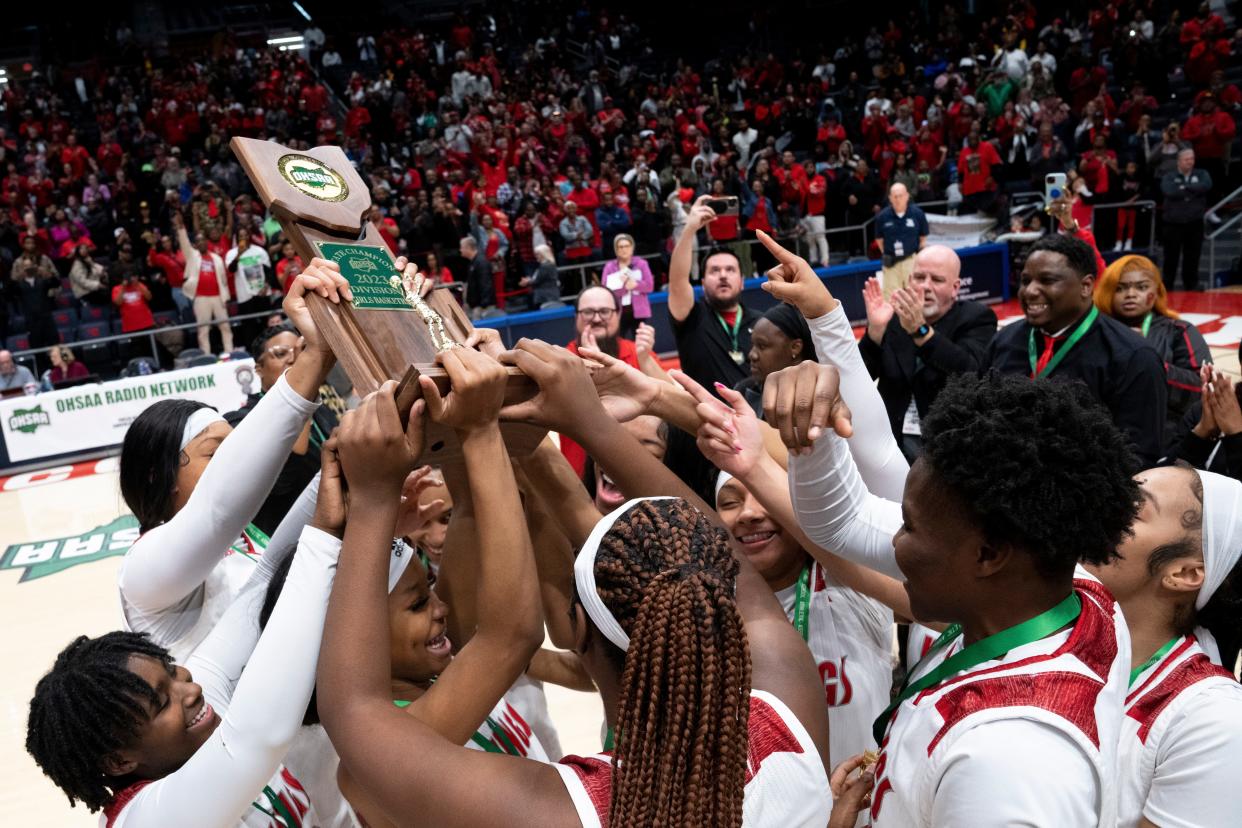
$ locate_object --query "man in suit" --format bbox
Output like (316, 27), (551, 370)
(984, 233), (1166, 466)
(861, 245), (998, 459)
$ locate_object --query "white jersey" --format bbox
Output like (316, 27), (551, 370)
(905, 623), (941, 675)
(774, 560), (893, 763)
(1118, 634), (1242, 828)
(506, 674), (564, 760)
(472, 694), (551, 761)
(869, 577), (1128, 828)
(552, 689), (830, 827)
(105, 765), (316, 828)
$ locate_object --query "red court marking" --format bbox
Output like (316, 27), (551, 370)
(0, 457), (117, 491)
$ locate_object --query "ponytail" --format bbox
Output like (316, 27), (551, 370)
(593, 499), (752, 828)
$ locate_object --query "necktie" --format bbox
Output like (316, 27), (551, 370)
(1034, 332), (1065, 376)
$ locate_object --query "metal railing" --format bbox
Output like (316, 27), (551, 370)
(1206, 183), (1242, 283)
(8, 309), (282, 375)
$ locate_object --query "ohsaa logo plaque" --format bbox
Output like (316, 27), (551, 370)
(7, 405), (50, 434)
(277, 154), (349, 202)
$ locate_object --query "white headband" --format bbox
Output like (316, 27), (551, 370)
(715, 470), (734, 500)
(389, 539), (415, 593)
(1197, 470), (1242, 610)
(180, 408), (225, 451)
(574, 497), (676, 652)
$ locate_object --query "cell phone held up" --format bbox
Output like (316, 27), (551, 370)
(705, 196), (740, 217)
(1044, 173), (1067, 209)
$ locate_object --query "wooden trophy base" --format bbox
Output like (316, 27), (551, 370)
(229, 137), (544, 464)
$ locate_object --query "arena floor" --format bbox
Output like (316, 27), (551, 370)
(3, 289), (1241, 825)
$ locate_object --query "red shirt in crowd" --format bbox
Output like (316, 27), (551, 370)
(196, 258), (220, 297)
(957, 141), (1002, 196)
(1182, 110), (1237, 159)
(112, 281), (155, 332)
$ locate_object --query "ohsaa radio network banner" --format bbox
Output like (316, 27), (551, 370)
(1, 360), (257, 463)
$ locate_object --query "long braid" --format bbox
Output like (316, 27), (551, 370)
(594, 499), (751, 828)
(26, 632), (173, 811)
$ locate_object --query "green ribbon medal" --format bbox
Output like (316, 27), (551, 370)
(716, 310), (745, 365)
(1027, 306), (1098, 378)
(1128, 636), (1181, 687)
(872, 592), (1081, 744)
(792, 563), (812, 642)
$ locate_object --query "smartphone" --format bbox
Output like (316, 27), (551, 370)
(1044, 173), (1067, 207)
(705, 196), (740, 217)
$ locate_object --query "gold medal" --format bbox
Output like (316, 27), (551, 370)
(729, 350), (744, 365)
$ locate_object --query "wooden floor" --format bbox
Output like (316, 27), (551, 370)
(5, 288), (1242, 824)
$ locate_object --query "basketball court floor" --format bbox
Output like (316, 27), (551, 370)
(3, 289), (1242, 825)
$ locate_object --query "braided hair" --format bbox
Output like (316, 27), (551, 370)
(26, 631), (173, 811)
(591, 499), (751, 828)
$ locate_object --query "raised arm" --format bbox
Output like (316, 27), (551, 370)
(119, 267), (347, 622)
(757, 228), (909, 500)
(667, 195), (716, 322)
(415, 350), (547, 745)
(499, 339), (830, 769)
(119, 461), (345, 828)
(318, 385), (576, 828)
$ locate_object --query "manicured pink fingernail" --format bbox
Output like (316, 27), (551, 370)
(734, 444), (744, 453)
(714, 382), (726, 389)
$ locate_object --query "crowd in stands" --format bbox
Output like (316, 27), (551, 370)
(0, 0), (1238, 384)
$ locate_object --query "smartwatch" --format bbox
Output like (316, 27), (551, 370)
(916, 323), (931, 338)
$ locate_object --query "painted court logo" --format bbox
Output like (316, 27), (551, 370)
(1, 514), (139, 582)
(277, 154), (349, 202)
(7, 405), (50, 435)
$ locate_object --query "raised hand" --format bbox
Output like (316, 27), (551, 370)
(756, 228), (836, 319)
(862, 276), (894, 343)
(311, 435), (347, 538)
(634, 322), (656, 356)
(890, 286), (927, 335)
(497, 338), (607, 438)
(1211, 369), (1242, 436)
(394, 465), (448, 540)
(579, 345), (661, 423)
(684, 194), (718, 234)
(671, 370), (766, 480)
(464, 327), (505, 358)
(419, 347), (509, 435)
(283, 258), (353, 356)
(761, 361), (853, 454)
(336, 383), (427, 498)
(1194, 363), (1220, 439)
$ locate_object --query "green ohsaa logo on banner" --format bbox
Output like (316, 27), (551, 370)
(7, 405), (50, 435)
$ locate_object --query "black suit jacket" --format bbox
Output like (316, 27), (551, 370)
(983, 310), (1167, 467)
(860, 301), (999, 440)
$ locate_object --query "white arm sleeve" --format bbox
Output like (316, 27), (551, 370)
(185, 476), (321, 711)
(788, 429), (904, 580)
(806, 304), (909, 501)
(931, 721), (1099, 828)
(118, 527), (340, 828)
(1143, 686), (1242, 828)
(119, 372), (319, 625)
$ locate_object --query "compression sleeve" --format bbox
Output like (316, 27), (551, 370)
(787, 429), (904, 581)
(119, 371), (319, 631)
(116, 527), (340, 828)
(806, 304), (909, 501)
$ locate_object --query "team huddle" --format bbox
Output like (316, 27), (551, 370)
(23, 231), (1242, 827)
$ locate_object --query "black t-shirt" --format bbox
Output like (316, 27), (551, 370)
(671, 298), (762, 392)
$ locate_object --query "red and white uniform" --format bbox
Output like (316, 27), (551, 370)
(552, 690), (830, 827)
(1118, 634), (1242, 828)
(868, 577), (1127, 828)
(774, 560), (892, 763)
(905, 623), (941, 675)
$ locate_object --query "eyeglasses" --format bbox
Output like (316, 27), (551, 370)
(577, 308), (616, 320)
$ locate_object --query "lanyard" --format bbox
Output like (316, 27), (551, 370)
(715, 310), (743, 353)
(792, 563), (812, 642)
(229, 522), (269, 561)
(1140, 311), (1153, 338)
(1128, 636), (1181, 687)
(872, 592), (1081, 744)
(251, 784), (298, 827)
(604, 727), (616, 751)
(1027, 306), (1098, 379)
(308, 416), (327, 450)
